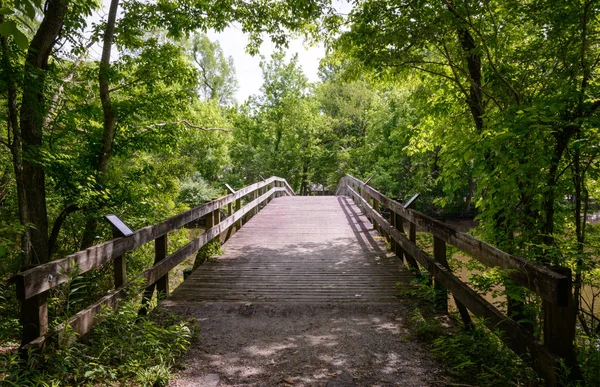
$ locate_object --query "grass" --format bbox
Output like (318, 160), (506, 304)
(0, 294), (198, 387)
(407, 305), (542, 386)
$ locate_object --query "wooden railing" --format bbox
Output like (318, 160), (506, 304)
(336, 174), (574, 386)
(16, 176), (295, 350)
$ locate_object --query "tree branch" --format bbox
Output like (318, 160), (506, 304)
(48, 203), (79, 257)
(444, 0), (521, 105)
(133, 120), (232, 138)
(108, 77), (142, 93)
(44, 39), (95, 129)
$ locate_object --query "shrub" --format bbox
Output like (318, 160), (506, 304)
(1, 298), (197, 386)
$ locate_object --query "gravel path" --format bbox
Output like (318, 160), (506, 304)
(165, 301), (448, 387)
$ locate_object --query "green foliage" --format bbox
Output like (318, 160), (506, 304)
(194, 241), (224, 267)
(0, 299), (197, 386)
(187, 33), (238, 105)
(407, 308), (541, 386)
(578, 333), (600, 386)
(177, 172), (223, 208)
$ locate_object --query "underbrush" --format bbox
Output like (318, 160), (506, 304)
(0, 299), (198, 386)
(408, 307), (541, 386)
(403, 277), (542, 386)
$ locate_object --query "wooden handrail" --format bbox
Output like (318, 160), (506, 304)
(17, 177), (294, 349)
(16, 177), (292, 301)
(336, 174), (574, 386)
(340, 174), (569, 305)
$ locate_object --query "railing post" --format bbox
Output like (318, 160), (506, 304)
(543, 266), (579, 382)
(213, 206), (222, 242)
(252, 189), (258, 217)
(140, 233), (169, 316)
(224, 200), (235, 243)
(205, 204), (214, 230)
(236, 197), (242, 229)
(193, 201), (222, 270)
(104, 215), (135, 289)
(105, 215), (136, 287)
(433, 236), (448, 313)
(433, 238), (473, 328)
(372, 197), (380, 232)
(155, 234), (169, 300)
(19, 291), (48, 349)
(113, 228), (127, 288)
(391, 211), (403, 257)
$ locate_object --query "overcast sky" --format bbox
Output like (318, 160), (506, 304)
(207, 27), (326, 104)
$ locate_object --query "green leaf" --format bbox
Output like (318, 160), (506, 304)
(12, 27), (28, 50)
(23, 1), (35, 20)
(0, 20), (16, 36)
(0, 244), (6, 258)
(0, 7), (14, 15)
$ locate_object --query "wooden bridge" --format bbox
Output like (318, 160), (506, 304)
(15, 176), (576, 385)
(166, 195), (412, 304)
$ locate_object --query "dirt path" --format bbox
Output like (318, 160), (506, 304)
(165, 301), (447, 386)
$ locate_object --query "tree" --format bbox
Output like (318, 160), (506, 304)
(1, 0), (77, 266)
(189, 33), (238, 105)
(229, 52), (332, 193)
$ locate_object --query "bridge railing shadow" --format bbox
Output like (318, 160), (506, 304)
(336, 174), (576, 386)
(14, 176), (295, 352)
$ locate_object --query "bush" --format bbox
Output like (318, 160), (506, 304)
(407, 301), (541, 386)
(177, 172), (222, 208)
(0, 298), (197, 386)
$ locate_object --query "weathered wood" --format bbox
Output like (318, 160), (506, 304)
(139, 232), (169, 315)
(20, 292), (48, 348)
(155, 235), (169, 299)
(372, 197), (380, 232)
(433, 236), (448, 313)
(110, 227), (127, 288)
(344, 184), (559, 384)
(23, 285), (128, 351)
(15, 178), (291, 301)
(145, 186), (283, 284)
(543, 267), (575, 360)
(392, 211), (420, 273)
(213, 207), (223, 243)
(22, 186), (287, 348)
(225, 202), (234, 242)
(167, 196), (413, 306)
(343, 175), (569, 306)
(235, 198), (242, 230)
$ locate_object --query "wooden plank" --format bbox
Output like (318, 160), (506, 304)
(15, 180), (292, 300)
(433, 236), (448, 312)
(21, 186), (289, 348)
(23, 286), (127, 350)
(167, 196), (412, 307)
(144, 187), (284, 283)
(342, 175), (569, 305)
(20, 293), (48, 347)
(344, 185), (559, 383)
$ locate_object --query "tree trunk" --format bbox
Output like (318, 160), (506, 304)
(446, 3), (484, 133)
(1, 11), (28, 260)
(17, 0), (70, 266)
(80, 0), (120, 249)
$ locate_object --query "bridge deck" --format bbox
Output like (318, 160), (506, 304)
(163, 196), (446, 386)
(166, 196), (413, 304)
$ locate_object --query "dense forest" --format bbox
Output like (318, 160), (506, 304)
(1, 0), (600, 385)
